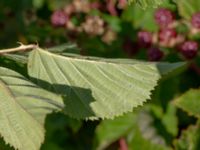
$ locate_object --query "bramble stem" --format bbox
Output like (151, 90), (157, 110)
(119, 138), (128, 150)
(0, 43), (38, 55)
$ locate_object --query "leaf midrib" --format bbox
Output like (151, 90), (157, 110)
(36, 48), (150, 66)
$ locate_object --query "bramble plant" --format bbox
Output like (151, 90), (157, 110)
(0, 0), (200, 150)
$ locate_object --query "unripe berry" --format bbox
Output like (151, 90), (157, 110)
(137, 31), (152, 48)
(51, 10), (68, 27)
(191, 12), (200, 29)
(147, 47), (164, 61)
(180, 41), (198, 59)
(154, 8), (174, 28)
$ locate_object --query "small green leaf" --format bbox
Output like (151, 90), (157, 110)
(173, 123), (200, 150)
(101, 14), (122, 32)
(95, 113), (137, 150)
(28, 48), (185, 120)
(33, 0), (45, 9)
(128, 128), (170, 150)
(174, 89), (200, 118)
(122, 4), (158, 32)
(174, 0), (200, 19)
(162, 104), (178, 136)
(129, 0), (163, 9)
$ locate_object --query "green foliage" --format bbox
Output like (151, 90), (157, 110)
(174, 89), (200, 118)
(0, 67), (66, 150)
(1, 0), (200, 149)
(129, 0), (163, 9)
(95, 109), (171, 150)
(33, 0), (45, 9)
(174, 123), (200, 150)
(0, 45), (184, 149)
(128, 128), (170, 150)
(161, 105), (178, 136)
(95, 112), (137, 150)
(174, 0), (200, 19)
(0, 81), (44, 150)
(0, 67), (64, 124)
(28, 48), (184, 119)
(41, 113), (83, 150)
(122, 4), (158, 31)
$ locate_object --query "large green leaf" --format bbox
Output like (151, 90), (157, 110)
(0, 67), (65, 150)
(0, 80), (44, 150)
(0, 67), (64, 125)
(174, 89), (200, 118)
(28, 48), (185, 119)
(173, 123), (200, 150)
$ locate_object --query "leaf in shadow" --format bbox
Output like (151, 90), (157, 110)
(28, 48), (185, 120)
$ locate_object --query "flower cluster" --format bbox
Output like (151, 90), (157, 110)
(135, 8), (200, 61)
(50, 0), (126, 44)
(50, 1), (200, 62)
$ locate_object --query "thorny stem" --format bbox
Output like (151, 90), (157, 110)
(119, 138), (128, 150)
(0, 43), (38, 55)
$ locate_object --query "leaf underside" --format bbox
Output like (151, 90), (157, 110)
(0, 67), (64, 124)
(0, 67), (64, 150)
(0, 81), (44, 150)
(0, 46), (185, 150)
(28, 48), (184, 120)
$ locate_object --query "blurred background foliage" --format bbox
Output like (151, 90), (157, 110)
(0, 0), (200, 150)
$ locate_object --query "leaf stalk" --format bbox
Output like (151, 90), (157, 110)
(0, 43), (38, 55)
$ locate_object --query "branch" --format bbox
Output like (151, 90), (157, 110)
(0, 44), (38, 55)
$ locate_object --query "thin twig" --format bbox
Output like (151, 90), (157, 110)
(0, 43), (38, 55)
